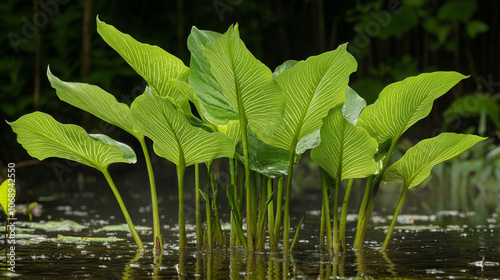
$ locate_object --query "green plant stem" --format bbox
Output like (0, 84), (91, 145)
(256, 176), (267, 250)
(251, 171), (258, 240)
(353, 176), (373, 248)
(229, 159), (237, 246)
(177, 161), (187, 248)
(195, 163), (202, 248)
(332, 177), (341, 255)
(283, 149), (296, 252)
(272, 176), (285, 248)
(319, 203), (325, 247)
(354, 142), (397, 249)
(267, 178), (275, 247)
(239, 121), (254, 251)
(205, 163), (213, 250)
(320, 168), (332, 253)
(381, 183), (409, 251)
(339, 179), (354, 252)
(211, 167), (225, 246)
(138, 136), (162, 251)
(101, 168), (143, 250)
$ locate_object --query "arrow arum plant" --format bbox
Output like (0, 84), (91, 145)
(7, 17), (485, 259)
(8, 112), (144, 249)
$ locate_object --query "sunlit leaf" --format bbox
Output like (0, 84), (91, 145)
(131, 89), (235, 166)
(200, 25), (284, 142)
(358, 72), (467, 144)
(383, 133), (485, 188)
(8, 112), (136, 171)
(311, 106), (378, 181)
(266, 44), (357, 154)
(47, 67), (140, 137)
(96, 17), (189, 105)
(0, 179), (14, 216)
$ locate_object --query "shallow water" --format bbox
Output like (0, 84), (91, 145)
(6, 164), (500, 279)
(4, 206), (500, 279)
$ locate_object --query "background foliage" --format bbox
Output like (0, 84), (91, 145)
(1, 0), (499, 174)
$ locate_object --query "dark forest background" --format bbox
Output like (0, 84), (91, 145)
(1, 0), (499, 169)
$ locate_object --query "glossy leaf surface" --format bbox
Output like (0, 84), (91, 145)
(130, 90), (235, 167)
(311, 106), (378, 181)
(383, 133), (485, 188)
(8, 112), (136, 171)
(358, 72), (467, 144)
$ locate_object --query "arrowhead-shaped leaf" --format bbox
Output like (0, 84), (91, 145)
(130, 89), (235, 167)
(383, 133), (486, 188)
(358, 72), (468, 144)
(96, 17), (189, 106)
(47, 67), (141, 138)
(200, 25), (284, 142)
(311, 106), (378, 181)
(8, 112), (136, 171)
(266, 44), (357, 154)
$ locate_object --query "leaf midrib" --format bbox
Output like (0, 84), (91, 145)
(159, 106), (186, 167)
(24, 122), (106, 171)
(289, 60), (335, 152)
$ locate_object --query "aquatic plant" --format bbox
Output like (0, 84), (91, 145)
(8, 113), (143, 249)
(7, 18), (485, 258)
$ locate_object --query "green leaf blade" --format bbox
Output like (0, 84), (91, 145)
(0, 179), (14, 215)
(187, 27), (239, 127)
(96, 17), (189, 104)
(358, 72), (468, 144)
(8, 112), (136, 171)
(131, 90), (235, 167)
(201, 25), (284, 141)
(383, 133), (486, 188)
(267, 44), (357, 153)
(311, 106), (378, 181)
(47, 67), (138, 137)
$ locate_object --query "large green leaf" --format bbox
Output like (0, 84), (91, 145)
(130, 89), (235, 167)
(311, 106), (378, 181)
(266, 44), (357, 154)
(8, 112), (136, 171)
(96, 17), (189, 105)
(187, 27), (236, 126)
(358, 72), (467, 144)
(383, 133), (485, 188)
(0, 179), (14, 216)
(200, 25), (284, 141)
(47, 67), (140, 138)
(234, 126), (300, 178)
